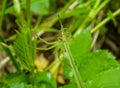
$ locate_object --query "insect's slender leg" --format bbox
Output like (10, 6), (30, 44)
(36, 45), (56, 50)
(38, 37), (56, 45)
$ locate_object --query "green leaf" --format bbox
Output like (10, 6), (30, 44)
(70, 29), (92, 64)
(30, 0), (50, 15)
(13, 26), (37, 71)
(86, 68), (120, 88)
(1, 0), (50, 16)
(79, 50), (119, 81)
(68, 29), (119, 86)
(63, 58), (74, 80)
(7, 83), (32, 88)
(0, 72), (29, 88)
(34, 72), (57, 88)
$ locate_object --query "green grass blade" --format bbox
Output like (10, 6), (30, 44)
(0, 36), (21, 72)
(0, 0), (7, 34)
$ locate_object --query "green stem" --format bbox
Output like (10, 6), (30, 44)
(91, 9), (120, 33)
(78, 0), (101, 29)
(92, 0), (109, 18)
(26, 0), (34, 75)
(74, 0), (110, 36)
(41, 0), (74, 27)
(26, 0), (31, 28)
(0, 0), (7, 34)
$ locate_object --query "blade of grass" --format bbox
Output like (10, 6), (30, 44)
(0, 36), (21, 72)
(74, 0), (110, 36)
(26, 0), (31, 28)
(0, 0), (7, 34)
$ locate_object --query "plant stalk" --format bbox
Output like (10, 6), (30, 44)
(0, 0), (7, 34)
(74, 0), (110, 36)
(91, 9), (120, 33)
(26, 0), (31, 28)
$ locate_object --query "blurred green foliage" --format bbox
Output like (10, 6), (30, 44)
(0, 0), (120, 88)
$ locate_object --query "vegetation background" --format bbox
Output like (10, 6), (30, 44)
(0, 0), (120, 88)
